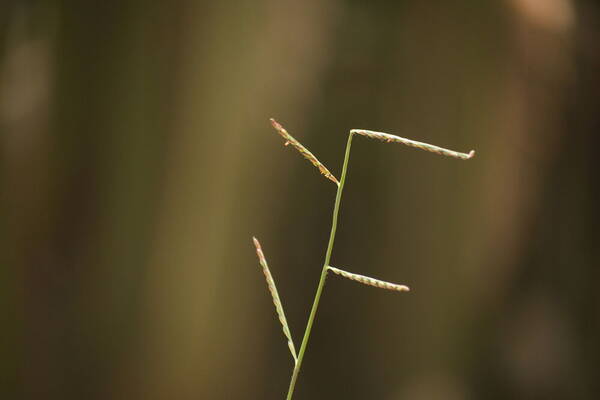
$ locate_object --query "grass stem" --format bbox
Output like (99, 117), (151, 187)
(285, 132), (354, 400)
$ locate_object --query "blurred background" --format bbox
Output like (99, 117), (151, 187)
(2, 1), (599, 399)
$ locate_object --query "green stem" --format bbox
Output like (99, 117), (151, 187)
(285, 132), (354, 400)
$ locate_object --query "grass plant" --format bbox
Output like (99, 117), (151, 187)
(253, 119), (475, 399)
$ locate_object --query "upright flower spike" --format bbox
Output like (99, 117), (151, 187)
(270, 118), (340, 186)
(253, 237), (298, 363)
(351, 129), (475, 160)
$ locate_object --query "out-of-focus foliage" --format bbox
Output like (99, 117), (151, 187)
(2, 1), (599, 399)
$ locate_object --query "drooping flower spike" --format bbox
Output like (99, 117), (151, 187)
(351, 128), (475, 160)
(327, 266), (410, 292)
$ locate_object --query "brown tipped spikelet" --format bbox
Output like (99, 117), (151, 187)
(327, 266), (410, 292)
(351, 129), (475, 160)
(253, 237), (298, 363)
(270, 118), (340, 186)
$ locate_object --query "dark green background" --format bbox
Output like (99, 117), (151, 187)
(2, 1), (599, 399)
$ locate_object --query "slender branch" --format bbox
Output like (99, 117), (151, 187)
(285, 132), (354, 400)
(271, 118), (340, 186)
(253, 237), (298, 363)
(351, 128), (475, 160)
(327, 266), (410, 292)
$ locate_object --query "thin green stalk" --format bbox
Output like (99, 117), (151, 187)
(285, 132), (354, 400)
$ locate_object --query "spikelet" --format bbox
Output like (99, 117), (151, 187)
(327, 266), (410, 292)
(253, 237), (298, 363)
(351, 129), (475, 160)
(270, 118), (340, 186)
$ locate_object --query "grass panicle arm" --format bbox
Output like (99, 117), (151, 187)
(351, 129), (475, 160)
(253, 237), (298, 363)
(270, 118), (340, 186)
(327, 266), (410, 292)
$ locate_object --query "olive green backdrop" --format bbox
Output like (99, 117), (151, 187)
(2, 1), (599, 399)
